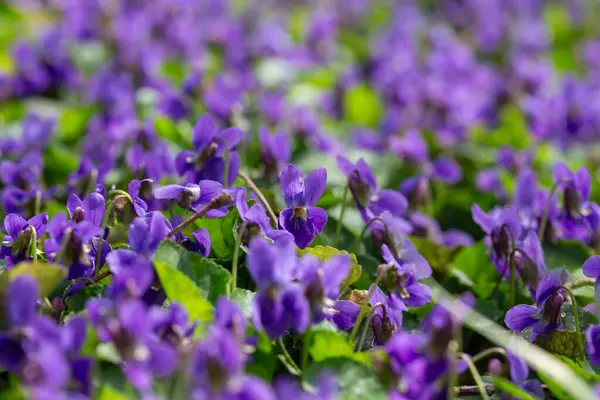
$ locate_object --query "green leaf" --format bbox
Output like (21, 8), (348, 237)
(304, 357), (387, 400)
(153, 261), (213, 333)
(451, 242), (497, 298)
(194, 210), (239, 261)
(64, 283), (106, 315)
(230, 288), (254, 319)
(492, 377), (538, 400)
(474, 105), (530, 149)
(544, 241), (594, 301)
(153, 241), (231, 303)
(57, 106), (95, 142)
(0, 261), (67, 300)
(298, 245), (361, 288)
(309, 324), (371, 364)
(534, 330), (584, 361)
(555, 355), (600, 384)
(410, 236), (463, 275)
(343, 84), (383, 128)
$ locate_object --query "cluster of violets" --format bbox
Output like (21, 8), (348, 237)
(2, 0), (600, 399)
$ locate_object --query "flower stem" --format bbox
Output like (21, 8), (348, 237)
(168, 192), (233, 237)
(351, 216), (385, 255)
(107, 189), (133, 203)
(471, 347), (506, 364)
(237, 170), (278, 226)
(509, 249), (516, 307)
(335, 183), (350, 247)
(230, 222), (247, 295)
(559, 285), (586, 360)
(34, 190), (42, 216)
(447, 328), (461, 400)
(349, 275), (383, 344)
(356, 302), (384, 351)
(301, 329), (312, 372)
(95, 195), (123, 274)
(29, 226), (37, 263)
(459, 353), (491, 400)
(538, 180), (563, 242)
(278, 338), (302, 375)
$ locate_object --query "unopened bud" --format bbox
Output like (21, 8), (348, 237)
(488, 359), (503, 376)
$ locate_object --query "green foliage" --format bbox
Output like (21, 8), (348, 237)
(153, 261), (213, 335)
(153, 241), (231, 302)
(473, 105), (530, 150)
(0, 261), (66, 302)
(492, 377), (538, 400)
(298, 245), (361, 288)
(450, 242), (497, 298)
(230, 288), (254, 318)
(194, 210), (239, 261)
(64, 283), (106, 316)
(309, 326), (370, 364)
(304, 357), (387, 400)
(410, 236), (463, 275)
(343, 84), (383, 128)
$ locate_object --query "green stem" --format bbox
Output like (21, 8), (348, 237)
(447, 330), (461, 400)
(301, 329), (312, 371)
(356, 302), (384, 351)
(559, 285), (586, 360)
(459, 354), (491, 400)
(509, 249), (516, 307)
(34, 190), (42, 216)
(569, 279), (595, 290)
(230, 222), (247, 294)
(538, 180), (564, 242)
(335, 183), (350, 247)
(214, 137), (230, 188)
(278, 338), (302, 375)
(167, 193), (233, 237)
(29, 226), (37, 263)
(84, 167), (98, 197)
(471, 347), (506, 364)
(237, 170), (278, 226)
(107, 189), (133, 203)
(95, 195), (123, 274)
(349, 274), (384, 344)
(351, 216), (385, 255)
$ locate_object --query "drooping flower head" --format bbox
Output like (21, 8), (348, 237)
(278, 164), (328, 249)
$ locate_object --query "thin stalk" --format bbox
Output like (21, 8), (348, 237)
(95, 195), (124, 273)
(34, 190), (42, 216)
(301, 329), (312, 371)
(447, 329), (461, 400)
(84, 168), (98, 197)
(349, 274), (384, 344)
(356, 302), (384, 351)
(509, 249), (516, 307)
(29, 226), (37, 263)
(107, 189), (133, 203)
(559, 285), (586, 359)
(214, 137), (230, 188)
(335, 183), (350, 247)
(460, 354), (491, 400)
(278, 338), (301, 375)
(168, 193), (233, 237)
(471, 347), (506, 364)
(538, 180), (565, 242)
(237, 170), (278, 225)
(230, 222), (248, 294)
(351, 216), (385, 255)
(569, 278), (595, 290)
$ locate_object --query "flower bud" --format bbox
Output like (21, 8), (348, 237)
(488, 358), (504, 376)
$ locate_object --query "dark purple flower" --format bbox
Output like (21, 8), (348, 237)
(369, 284), (404, 345)
(505, 351), (544, 398)
(176, 114), (243, 186)
(66, 192), (105, 226)
(380, 244), (432, 309)
(128, 179), (154, 217)
(155, 180), (230, 218)
(1, 213), (48, 268)
(278, 164), (328, 249)
(274, 374), (337, 400)
(236, 189), (292, 244)
(297, 254), (350, 325)
(259, 126), (291, 179)
(505, 269), (569, 341)
(247, 237), (310, 339)
(587, 325), (600, 366)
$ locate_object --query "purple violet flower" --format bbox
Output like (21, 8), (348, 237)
(278, 164), (328, 249)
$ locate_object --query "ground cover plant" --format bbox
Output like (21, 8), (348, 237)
(2, 0), (600, 399)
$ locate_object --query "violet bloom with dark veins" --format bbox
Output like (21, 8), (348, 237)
(380, 244), (432, 309)
(176, 114), (242, 186)
(247, 237), (310, 339)
(369, 285), (404, 345)
(154, 179), (231, 218)
(337, 156), (408, 224)
(128, 178), (154, 216)
(170, 214), (211, 257)
(259, 126), (291, 179)
(66, 192), (105, 226)
(552, 162), (594, 241)
(1, 213), (48, 268)
(587, 325), (600, 367)
(505, 268), (569, 341)
(236, 189), (292, 244)
(297, 253), (350, 325)
(278, 164), (328, 249)
(472, 204), (522, 277)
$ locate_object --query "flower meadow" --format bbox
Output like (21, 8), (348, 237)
(4, 1), (600, 400)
